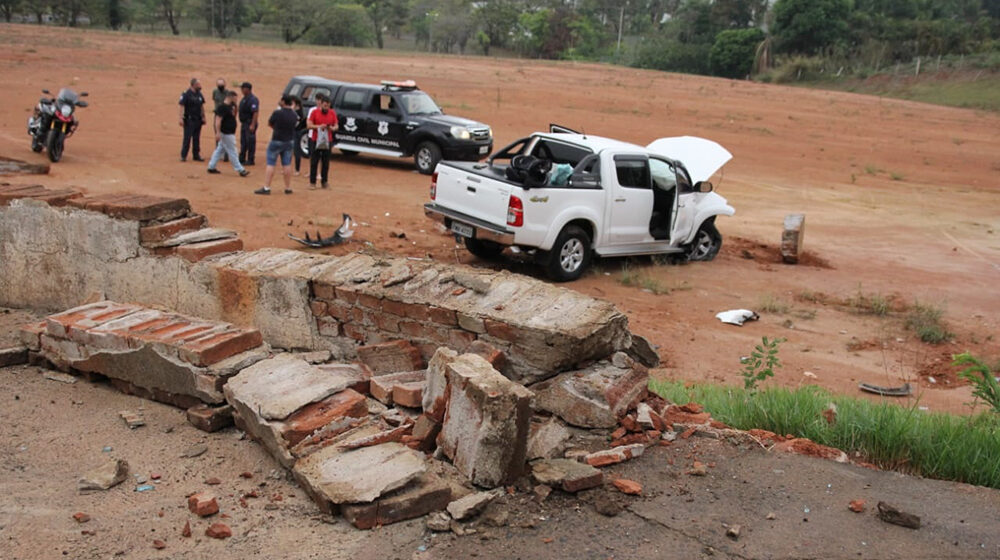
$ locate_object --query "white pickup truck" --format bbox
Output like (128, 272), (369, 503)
(424, 127), (735, 281)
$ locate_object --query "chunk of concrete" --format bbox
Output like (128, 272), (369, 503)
(293, 442), (426, 505)
(531, 459), (603, 493)
(438, 354), (534, 488)
(225, 355), (359, 421)
(422, 347), (459, 421)
(530, 363), (648, 429)
(781, 213), (805, 264)
(341, 472), (452, 529)
(79, 458), (129, 492)
(447, 490), (500, 520)
(527, 416), (572, 460)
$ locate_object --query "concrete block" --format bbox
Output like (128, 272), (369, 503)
(531, 459), (603, 493)
(530, 362), (649, 429)
(781, 213), (805, 264)
(438, 354), (534, 488)
(527, 416), (571, 460)
(293, 442), (426, 504)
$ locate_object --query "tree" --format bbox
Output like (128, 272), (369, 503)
(473, 0), (522, 55)
(159, 0), (184, 34)
(306, 3), (373, 47)
(772, 0), (851, 55)
(264, 0), (323, 43)
(709, 27), (765, 78)
(361, 0), (407, 49)
(0, 0), (21, 22)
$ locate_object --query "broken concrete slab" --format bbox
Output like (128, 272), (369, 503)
(225, 355), (361, 421)
(438, 354), (534, 488)
(447, 489), (500, 520)
(79, 458), (129, 492)
(293, 442), (426, 505)
(340, 471), (452, 530)
(527, 416), (572, 460)
(530, 362), (649, 429)
(531, 459), (604, 493)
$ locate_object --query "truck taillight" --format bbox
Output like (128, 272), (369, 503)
(430, 172), (438, 200)
(507, 195), (523, 227)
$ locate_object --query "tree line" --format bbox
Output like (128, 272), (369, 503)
(5, 0), (999, 79)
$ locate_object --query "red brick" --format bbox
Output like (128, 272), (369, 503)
(72, 512), (90, 523)
(309, 300), (328, 317)
(316, 317), (341, 337)
(466, 340), (505, 370)
(357, 340), (424, 374)
(187, 493), (219, 517)
(312, 282), (336, 301)
(342, 323), (368, 342)
(178, 328), (262, 366)
(484, 319), (519, 343)
(186, 404), (234, 433)
(612, 479), (642, 495)
(33, 188), (83, 206)
(392, 381), (425, 409)
(381, 299), (409, 317)
(325, 300), (354, 321)
(426, 307), (457, 326)
(66, 193), (139, 212)
(662, 407), (712, 426)
(0, 185), (47, 204)
(280, 389), (368, 446)
(104, 194), (191, 222)
(398, 321), (422, 339)
(139, 214), (206, 244)
(448, 329), (477, 352)
(370, 370), (426, 404)
(337, 424), (412, 450)
(374, 312), (401, 333)
(341, 473), (451, 530)
(356, 293), (382, 310)
(205, 523), (231, 539)
(19, 321), (47, 351)
(334, 286), (359, 304)
(0, 346), (28, 367)
(584, 444), (645, 468)
(410, 414), (442, 452)
(174, 237), (243, 263)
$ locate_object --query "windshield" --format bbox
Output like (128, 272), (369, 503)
(400, 92), (440, 115)
(57, 88), (79, 104)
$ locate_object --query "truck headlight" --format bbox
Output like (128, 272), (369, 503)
(450, 126), (470, 140)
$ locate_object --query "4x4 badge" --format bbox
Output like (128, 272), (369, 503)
(529, 196), (549, 203)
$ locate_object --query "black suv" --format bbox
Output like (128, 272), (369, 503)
(282, 76), (493, 174)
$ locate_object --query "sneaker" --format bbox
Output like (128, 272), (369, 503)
(284, 188), (293, 194)
(180, 157), (186, 162)
(207, 168), (221, 174)
(321, 182), (329, 189)
(294, 171), (300, 177)
(308, 183), (318, 190)
(239, 169), (250, 177)
(254, 186), (271, 195)
(192, 156), (205, 162)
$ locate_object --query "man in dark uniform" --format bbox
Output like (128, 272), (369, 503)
(238, 82), (259, 166)
(178, 78), (205, 162)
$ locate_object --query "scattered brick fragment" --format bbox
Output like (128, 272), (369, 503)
(205, 523), (232, 539)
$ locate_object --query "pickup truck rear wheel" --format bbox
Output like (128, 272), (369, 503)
(414, 141), (441, 175)
(683, 222), (722, 262)
(464, 237), (505, 259)
(546, 225), (592, 282)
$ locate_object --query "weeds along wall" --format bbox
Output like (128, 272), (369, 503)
(0, 192), (655, 382)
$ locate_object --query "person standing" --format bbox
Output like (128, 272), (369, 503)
(238, 82), (259, 166)
(206, 91), (250, 177)
(254, 94), (299, 195)
(178, 78), (205, 162)
(308, 94), (338, 189)
(291, 96), (307, 176)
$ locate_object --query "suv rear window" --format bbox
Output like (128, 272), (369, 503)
(340, 89), (367, 111)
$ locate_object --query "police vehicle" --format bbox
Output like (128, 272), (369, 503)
(282, 76), (493, 174)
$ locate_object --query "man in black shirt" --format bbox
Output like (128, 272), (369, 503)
(206, 91), (249, 177)
(255, 94), (299, 195)
(238, 82), (259, 166)
(177, 78), (205, 162)
(211, 77), (229, 162)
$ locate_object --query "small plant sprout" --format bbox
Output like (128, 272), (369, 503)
(741, 336), (785, 392)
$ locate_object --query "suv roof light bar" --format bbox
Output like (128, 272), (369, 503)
(381, 79), (418, 91)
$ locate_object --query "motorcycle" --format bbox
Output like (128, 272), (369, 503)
(28, 87), (88, 163)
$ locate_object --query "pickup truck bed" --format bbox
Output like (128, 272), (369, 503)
(441, 161), (523, 188)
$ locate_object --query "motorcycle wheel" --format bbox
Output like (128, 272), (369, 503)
(46, 129), (64, 162)
(31, 134), (44, 153)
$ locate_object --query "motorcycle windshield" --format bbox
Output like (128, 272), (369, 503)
(57, 88), (79, 104)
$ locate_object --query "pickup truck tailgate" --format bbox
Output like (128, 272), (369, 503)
(434, 163), (512, 228)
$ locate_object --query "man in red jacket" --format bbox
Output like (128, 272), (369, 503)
(308, 94), (339, 189)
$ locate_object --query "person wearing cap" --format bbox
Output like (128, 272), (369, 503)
(178, 78), (205, 162)
(206, 90), (250, 177)
(238, 81), (259, 166)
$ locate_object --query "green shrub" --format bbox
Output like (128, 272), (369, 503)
(905, 302), (953, 344)
(710, 28), (766, 79)
(954, 352), (1000, 413)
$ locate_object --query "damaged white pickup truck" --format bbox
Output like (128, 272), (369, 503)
(424, 126), (735, 281)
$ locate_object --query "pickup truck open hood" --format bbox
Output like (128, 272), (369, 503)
(646, 136), (732, 184)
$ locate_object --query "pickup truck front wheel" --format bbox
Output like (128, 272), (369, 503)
(683, 222), (722, 262)
(464, 237), (505, 260)
(414, 141), (442, 175)
(546, 225), (592, 282)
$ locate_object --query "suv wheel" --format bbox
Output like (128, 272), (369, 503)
(545, 225), (591, 282)
(683, 221), (722, 261)
(414, 141), (441, 175)
(298, 134), (310, 158)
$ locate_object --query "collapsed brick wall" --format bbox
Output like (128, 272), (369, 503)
(0, 187), (657, 382)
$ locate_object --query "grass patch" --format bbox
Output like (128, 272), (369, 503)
(618, 263), (672, 295)
(649, 380), (1000, 488)
(905, 301), (953, 344)
(757, 294), (791, 314)
(889, 171), (905, 181)
(848, 288), (892, 316)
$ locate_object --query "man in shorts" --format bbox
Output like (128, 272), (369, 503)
(254, 94), (299, 195)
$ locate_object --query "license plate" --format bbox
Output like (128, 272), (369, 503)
(451, 221), (474, 238)
(478, 146), (489, 155)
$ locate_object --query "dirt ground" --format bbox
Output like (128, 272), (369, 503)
(1, 25), (1000, 557)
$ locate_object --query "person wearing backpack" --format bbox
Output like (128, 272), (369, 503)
(307, 94), (338, 189)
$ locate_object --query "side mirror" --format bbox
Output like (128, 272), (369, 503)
(80, 92), (89, 97)
(568, 172), (600, 189)
(696, 181), (714, 193)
